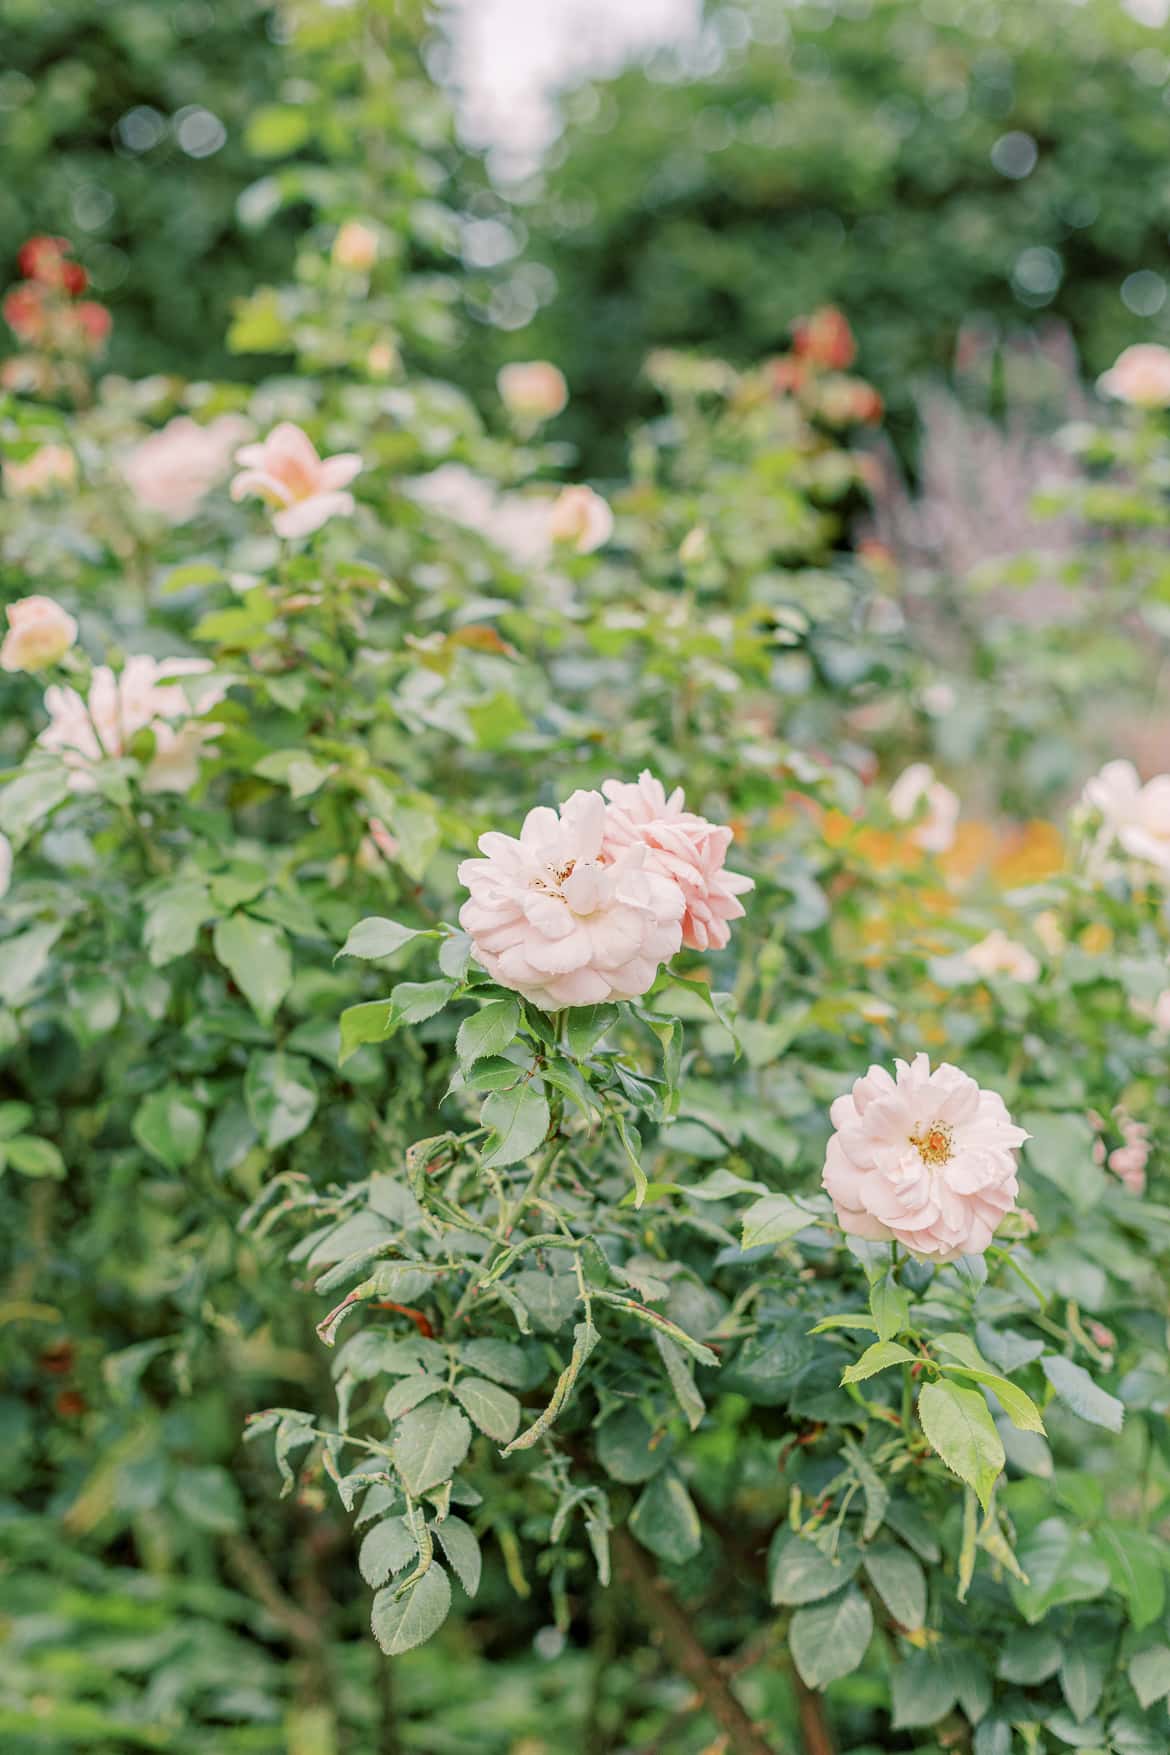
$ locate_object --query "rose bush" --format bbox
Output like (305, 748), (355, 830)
(2, 9), (1170, 1755)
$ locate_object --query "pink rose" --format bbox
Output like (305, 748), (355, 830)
(1, 595), (78, 673)
(333, 221), (379, 271)
(1082, 759), (1170, 879)
(549, 485), (614, 555)
(458, 789), (684, 1009)
(123, 414), (251, 523)
(822, 1053), (1028, 1261)
(230, 422), (361, 539)
(40, 655), (224, 793)
(600, 771), (753, 952)
(1097, 344), (1170, 409)
(963, 930), (1040, 984)
(497, 361), (568, 423)
(3, 444), (76, 497)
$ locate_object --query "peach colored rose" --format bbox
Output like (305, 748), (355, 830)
(792, 307), (856, 370)
(497, 361), (568, 423)
(230, 422), (361, 539)
(40, 655), (224, 793)
(888, 763), (959, 854)
(122, 414), (251, 523)
(3, 444), (76, 497)
(1097, 344), (1170, 408)
(964, 930), (1040, 984)
(600, 771), (753, 952)
(0, 832), (11, 901)
(333, 221), (379, 271)
(549, 485), (613, 555)
(1, 595), (78, 673)
(1082, 759), (1170, 879)
(822, 1053), (1027, 1260)
(458, 788), (684, 1009)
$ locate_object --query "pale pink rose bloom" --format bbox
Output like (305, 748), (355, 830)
(549, 485), (614, 555)
(497, 361), (568, 423)
(0, 832), (11, 901)
(822, 1052), (1028, 1261)
(1108, 1112), (1151, 1194)
(332, 220), (379, 271)
(888, 762), (959, 854)
(964, 929), (1040, 984)
(122, 414), (251, 523)
(40, 655), (225, 793)
(230, 422), (361, 539)
(1082, 759), (1170, 878)
(600, 771), (753, 952)
(3, 444), (76, 497)
(1097, 343), (1170, 408)
(1, 596), (78, 673)
(357, 817), (401, 872)
(458, 789), (684, 1009)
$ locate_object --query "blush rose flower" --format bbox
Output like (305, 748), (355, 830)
(122, 414), (251, 523)
(458, 788), (684, 1008)
(332, 220), (379, 270)
(3, 444), (76, 496)
(40, 655), (225, 793)
(600, 771), (753, 952)
(964, 929), (1040, 984)
(822, 1053), (1027, 1261)
(497, 361), (568, 423)
(1082, 759), (1170, 879)
(1097, 344), (1170, 409)
(230, 422), (361, 538)
(1, 595), (78, 673)
(888, 762), (960, 854)
(0, 832), (11, 901)
(792, 306), (856, 370)
(549, 485), (614, 554)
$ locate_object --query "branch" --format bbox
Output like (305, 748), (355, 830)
(224, 1533), (321, 1650)
(611, 1526), (781, 1755)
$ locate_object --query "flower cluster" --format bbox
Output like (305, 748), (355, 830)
(458, 773), (751, 1008)
(2, 235), (111, 374)
(770, 306), (883, 427)
(40, 656), (225, 794)
(822, 1053), (1027, 1261)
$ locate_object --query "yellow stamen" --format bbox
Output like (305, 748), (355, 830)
(909, 1121), (953, 1167)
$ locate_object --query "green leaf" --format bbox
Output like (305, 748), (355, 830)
(213, 914), (292, 1024)
(244, 1051), (318, 1150)
(1022, 1111), (1105, 1211)
(452, 1377), (521, 1445)
(768, 1528), (861, 1606)
(172, 1465), (243, 1534)
(371, 1563), (451, 1655)
(391, 1404), (472, 1497)
(809, 1313), (878, 1335)
(359, 1517), (416, 1588)
(870, 1273), (910, 1342)
(1010, 1518), (1111, 1624)
(0, 922), (63, 1006)
(0, 1103), (33, 1141)
(480, 1083), (549, 1168)
(996, 1626), (1063, 1683)
(338, 917), (437, 961)
(597, 1408), (669, 1484)
(143, 876), (216, 967)
(565, 1004), (618, 1058)
(433, 1514), (482, 1596)
(942, 1364), (1046, 1433)
(1128, 1646), (1170, 1709)
(863, 1543), (926, 1629)
(390, 979), (455, 1025)
(132, 1088), (205, 1171)
(629, 1472), (702, 1565)
(456, 998), (520, 1069)
(339, 1000), (396, 1063)
(458, 1339), (530, 1388)
(1059, 1637), (1110, 1723)
(917, 1378), (1004, 1511)
(741, 1192), (811, 1249)
(4, 1135), (66, 1179)
(788, 1586), (873, 1689)
(891, 1651), (959, 1728)
(382, 1375), (447, 1422)
(245, 103), (312, 157)
(841, 1340), (916, 1384)
(1041, 1356), (1124, 1432)
(1095, 1524), (1166, 1629)
(654, 1332), (705, 1430)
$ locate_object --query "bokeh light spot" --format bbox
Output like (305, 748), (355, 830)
(990, 131), (1037, 178)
